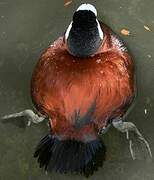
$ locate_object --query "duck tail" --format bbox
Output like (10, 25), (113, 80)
(34, 134), (106, 177)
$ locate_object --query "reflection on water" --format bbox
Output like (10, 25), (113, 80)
(0, 0), (154, 179)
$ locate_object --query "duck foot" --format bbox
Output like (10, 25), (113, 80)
(1, 109), (46, 126)
(112, 119), (152, 160)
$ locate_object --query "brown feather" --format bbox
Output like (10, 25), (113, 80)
(31, 23), (135, 142)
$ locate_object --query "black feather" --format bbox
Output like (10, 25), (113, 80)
(34, 135), (106, 177)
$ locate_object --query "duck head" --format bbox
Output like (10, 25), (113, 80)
(65, 4), (103, 58)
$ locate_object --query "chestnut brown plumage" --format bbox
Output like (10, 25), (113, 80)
(1, 3), (151, 176)
(31, 21), (135, 176)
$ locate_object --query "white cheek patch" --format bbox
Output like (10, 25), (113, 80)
(76, 3), (97, 16)
(65, 21), (72, 40)
(96, 19), (103, 40)
(65, 5), (103, 41)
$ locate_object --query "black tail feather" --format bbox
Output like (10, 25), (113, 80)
(34, 134), (106, 177)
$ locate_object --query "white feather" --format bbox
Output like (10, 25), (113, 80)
(96, 19), (103, 40)
(65, 21), (72, 40)
(76, 3), (97, 16)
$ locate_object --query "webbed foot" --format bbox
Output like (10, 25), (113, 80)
(112, 119), (152, 160)
(1, 109), (46, 126)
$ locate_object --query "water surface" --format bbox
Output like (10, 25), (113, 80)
(0, 0), (154, 179)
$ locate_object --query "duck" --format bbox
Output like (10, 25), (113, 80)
(2, 3), (152, 177)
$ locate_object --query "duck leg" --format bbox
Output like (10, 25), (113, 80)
(100, 123), (111, 134)
(1, 109), (46, 126)
(112, 118), (152, 160)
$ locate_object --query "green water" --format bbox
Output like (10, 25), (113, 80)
(0, 0), (154, 179)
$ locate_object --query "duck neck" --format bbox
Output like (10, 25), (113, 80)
(65, 10), (103, 58)
(67, 23), (103, 58)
